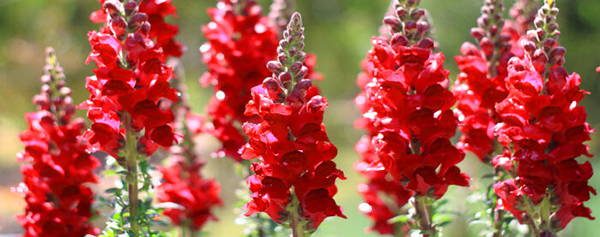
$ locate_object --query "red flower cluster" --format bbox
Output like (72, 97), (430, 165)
(355, 32), (411, 234)
(19, 48), (99, 237)
(453, 0), (525, 160)
(200, 0), (279, 160)
(157, 113), (222, 230)
(200, 0), (321, 161)
(358, 5), (469, 200)
(240, 13), (345, 229)
(493, 2), (595, 229)
(157, 60), (222, 231)
(84, 1), (178, 156)
(91, 0), (183, 58)
(355, 137), (411, 234)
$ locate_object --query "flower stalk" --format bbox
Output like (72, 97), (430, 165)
(414, 196), (435, 236)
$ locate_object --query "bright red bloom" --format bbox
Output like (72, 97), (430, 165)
(200, 0), (321, 161)
(90, 0), (183, 58)
(453, 0), (527, 161)
(240, 13), (345, 230)
(355, 137), (411, 234)
(84, 1), (178, 156)
(157, 61), (222, 231)
(157, 114), (222, 230)
(199, 0), (279, 161)
(493, 2), (595, 229)
(355, 38), (412, 234)
(355, 3), (469, 234)
(18, 48), (99, 237)
(359, 35), (469, 199)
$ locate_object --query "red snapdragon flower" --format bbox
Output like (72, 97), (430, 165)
(18, 48), (99, 237)
(200, 0), (321, 161)
(453, 0), (527, 161)
(240, 13), (345, 230)
(358, 6), (469, 200)
(493, 1), (595, 230)
(157, 113), (222, 231)
(355, 31), (411, 234)
(199, 0), (279, 161)
(84, 1), (179, 156)
(157, 60), (223, 231)
(91, 0), (183, 58)
(355, 137), (411, 235)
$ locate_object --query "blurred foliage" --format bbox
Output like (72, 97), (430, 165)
(0, 0), (598, 236)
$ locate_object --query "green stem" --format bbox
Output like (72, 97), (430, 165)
(124, 113), (140, 234)
(289, 195), (306, 237)
(414, 196), (436, 237)
(492, 168), (504, 237)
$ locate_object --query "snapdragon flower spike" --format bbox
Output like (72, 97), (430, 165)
(200, 0), (321, 161)
(509, 0), (541, 34)
(90, 0), (184, 58)
(240, 13), (346, 231)
(157, 62), (223, 231)
(354, 5), (412, 234)
(360, 0), (469, 201)
(453, 0), (528, 161)
(200, 0), (279, 161)
(493, 0), (595, 232)
(84, 0), (178, 156)
(18, 48), (99, 237)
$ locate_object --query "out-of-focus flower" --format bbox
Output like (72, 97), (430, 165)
(18, 48), (99, 237)
(200, 0), (279, 161)
(240, 12), (345, 231)
(157, 60), (222, 231)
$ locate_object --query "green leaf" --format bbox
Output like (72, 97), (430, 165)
(387, 215), (410, 224)
(433, 213), (454, 227)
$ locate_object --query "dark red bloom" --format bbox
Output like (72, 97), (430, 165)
(84, 1), (178, 156)
(493, 1), (595, 230)
(240, 13), (345, 230)
(200, 0), (321, 161)
(18, 48), (99, 237)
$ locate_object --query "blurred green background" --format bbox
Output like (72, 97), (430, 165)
(0, 0), (599, 236)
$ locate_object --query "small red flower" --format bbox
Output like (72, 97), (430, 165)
(18, 48), (99, 237)
(241, 13), (345, 230)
